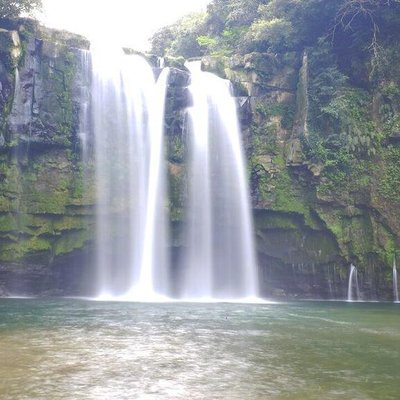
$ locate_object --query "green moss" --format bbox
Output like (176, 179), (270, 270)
(0, 196), (12, 212)
(252, 121), (278, 155)
(254, 210), (299, 230)
(0, 237), (51, 262)
(346, 215), (374, 256)
(53, 230), (90, 256)
(26, 193), (68, 214)
(315, 204), (396, 268)
(37, 45), (77, 146)
(201, 55), (229, 78)
(168, 164), (185, 221)
(378, 227), (396, 265)
(272, 167), (316, 226)
(0, 29), (22, 68)
(0, 213), (93, 261)
(164, 56), (186, 69)
(0, 213), (18, 232)
(378, 146), (400, 203)
(17, 214), (88, 236)
(17, 152), (77, 214)
(273, 154), (286, 168)
(315, 208), (347, 256)
(0, 162), (22, 195)
(168, 135), (185, 164)
(55, 216), (91, 233)
(18, 214), (53, 235)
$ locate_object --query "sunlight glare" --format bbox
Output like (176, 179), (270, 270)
(40, 0), (210, 50)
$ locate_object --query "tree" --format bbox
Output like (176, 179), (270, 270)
(247, 18), (294, 52)
(151, 12), (207, 58)
(0, 0), (42, 19)
(151, 26), (175, 56)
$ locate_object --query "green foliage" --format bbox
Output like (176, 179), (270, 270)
(197, 35), (217, 48)
(218, 27), (248, 55)
(151, 12), (207, 58)
(304, 131), (351, 172)
(0, 0), (41, 18)
(252, 120), (278, 155)
(321, 88), (382, 156)
(197, 35), (220, 54)
(54, 230), (90, 256)
(251, 101), (295, 155)
(152, 0), (400, 69)
(246, 17), (293, 52)
(150, 26), (175, 56)
(379, 146), (400, 202)
(304, 39), (383, 195)
(378, 80), (400, 137)
(206, 0), (262, 32)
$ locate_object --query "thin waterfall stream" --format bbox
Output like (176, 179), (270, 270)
(393, 256), (399, 303)
(347, 264), (360, 301)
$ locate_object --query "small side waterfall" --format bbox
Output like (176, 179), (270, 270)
(10, 68), (32, 131)
(393, 256), (399, 303)
(181, 62), (258, 300)
(90, 43), (169, 300)
(347, 264), (360, 301)
(157, 57), (165, 69)
(77, 50), (91, 160)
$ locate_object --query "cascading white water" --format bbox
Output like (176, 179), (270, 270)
(393, 256), (399, 303)
(347, 264), (360, 301)
(78, 50), (91, 161)
(10, 68), (32, 131)
(90, 43), (169, 301)
(181, 62), (258, 300)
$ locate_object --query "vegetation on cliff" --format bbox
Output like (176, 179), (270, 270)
(153, 0), (400, 298)
(0, 0), (41, 19)
(152, 0), (400, 192)
(0, 18), (94, 272)
(153, 1), (400, 57)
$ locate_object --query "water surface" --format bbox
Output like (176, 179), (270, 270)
(0, 300), (399, 399)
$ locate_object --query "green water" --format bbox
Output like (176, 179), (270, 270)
(0, 300), (399, 399)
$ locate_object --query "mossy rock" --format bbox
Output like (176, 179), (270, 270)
(0, 213), (18, 231)
(0, 236), (51, 262)
(0, 28), (22, 67)
(53, 229), (91, 256)
(168, 162), (186, 221)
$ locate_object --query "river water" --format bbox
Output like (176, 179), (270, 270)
(0, 300), (399, 399)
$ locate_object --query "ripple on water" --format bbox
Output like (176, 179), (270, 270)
(0, 299), (399, 399)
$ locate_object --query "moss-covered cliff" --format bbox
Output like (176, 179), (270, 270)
(162, 49), (399, 300)
(0, 19), (94, 295)
(159, 0), (400, 300)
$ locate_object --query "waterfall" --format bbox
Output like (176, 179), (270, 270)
(89, 43), (169, 301)
(393, 256), (399, 303)
(347, 264), (360, 301)
(10, 68), (32, 132)
(78, 50), (91, 160)
(181, 62), (258, 300)
(157, 57), (165, 69)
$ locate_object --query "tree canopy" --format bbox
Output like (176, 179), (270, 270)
(151, 0), (400, 59)
(0, 0), (42, 19)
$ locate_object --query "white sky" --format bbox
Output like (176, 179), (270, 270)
(39, 0), (211, 50)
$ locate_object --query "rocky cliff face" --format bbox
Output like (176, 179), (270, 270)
(0, 19), (398, 299)
(197, 50), (400, 300)
(0, 20), (94, 296)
